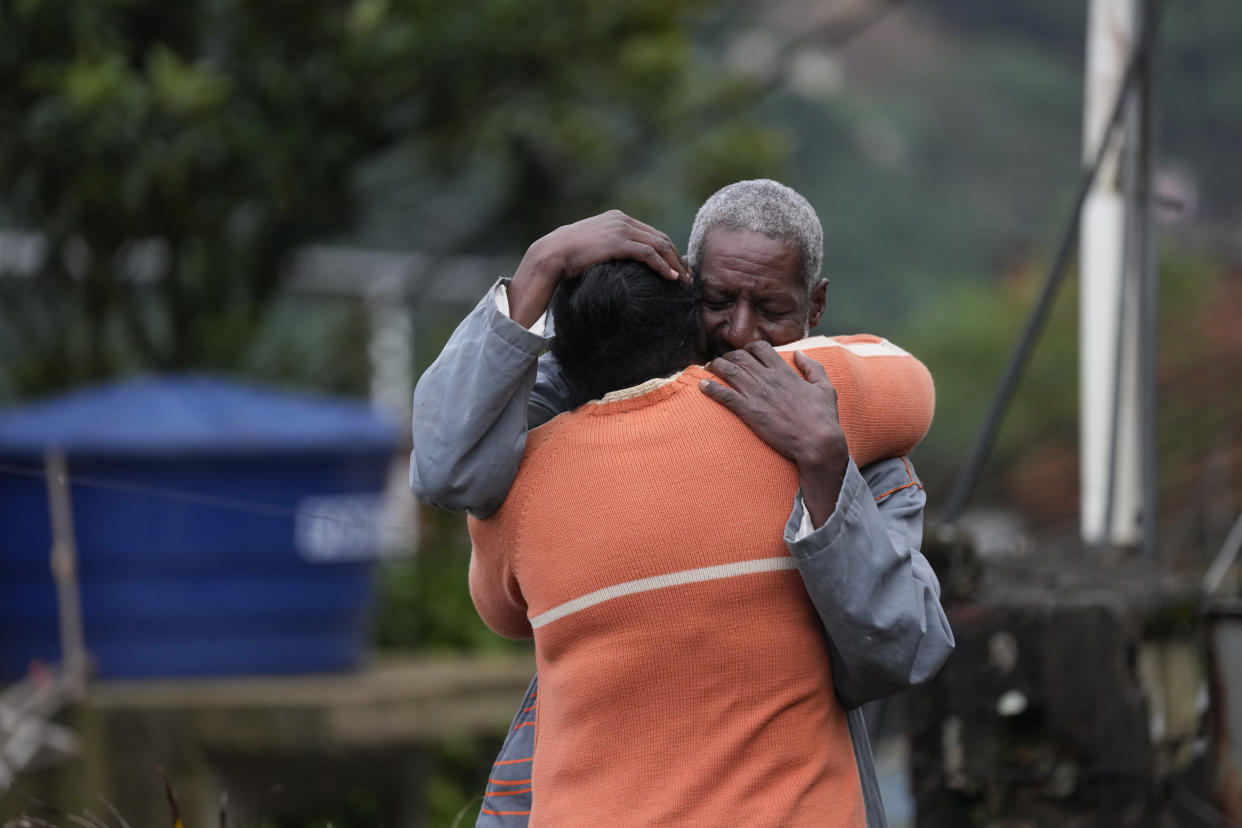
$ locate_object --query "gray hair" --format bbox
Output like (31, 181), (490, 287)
(686, 179), (824, 291)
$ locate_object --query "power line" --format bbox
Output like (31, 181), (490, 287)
(938, 0), (1169, 527)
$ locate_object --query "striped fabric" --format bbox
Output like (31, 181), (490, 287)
(478, 678), (538, 824)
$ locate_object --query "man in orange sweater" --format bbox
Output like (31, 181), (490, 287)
(469, 260), (936, 825)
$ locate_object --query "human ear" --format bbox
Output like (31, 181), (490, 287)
(806, 279), (829, 328)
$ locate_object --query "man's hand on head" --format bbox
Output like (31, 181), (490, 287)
(508, 211), (690, 328)
(699, 341), (849, 528)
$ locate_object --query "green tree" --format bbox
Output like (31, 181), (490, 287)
(0, 0), (783, 396)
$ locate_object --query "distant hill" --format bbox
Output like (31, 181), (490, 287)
(765, 0), (1242, 332)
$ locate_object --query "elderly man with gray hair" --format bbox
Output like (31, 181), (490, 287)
(411, 179), (953, 828)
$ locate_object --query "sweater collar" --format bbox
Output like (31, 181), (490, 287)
(582, 365), (715, 415)
(597, 373), (683, 403)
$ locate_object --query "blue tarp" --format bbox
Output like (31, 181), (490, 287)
(0, 375), (399, 457)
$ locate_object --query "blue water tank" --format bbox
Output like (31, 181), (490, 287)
(0, 375), (400, 679)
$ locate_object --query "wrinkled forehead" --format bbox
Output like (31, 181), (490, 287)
(696, 228), (805, 297)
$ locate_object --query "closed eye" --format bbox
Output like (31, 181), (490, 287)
(759, 305), (795, 318)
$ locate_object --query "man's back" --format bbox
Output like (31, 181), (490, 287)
(469, 356), (869, 827)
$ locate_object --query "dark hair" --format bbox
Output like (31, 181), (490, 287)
(550, 259), (702, 408)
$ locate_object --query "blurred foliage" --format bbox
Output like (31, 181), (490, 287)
(901, 259), (1079, 497)
(1149, 0), (1242, 222)
(904, 246), (1240, 544)
(374, 505), (531, 654)
(0, 0), (783, 399)
(776, 0), (1242, 331)
(772, 18), (1086, 329)
(0, 2), (1235, 823)
(0, 736), (506, 827)
(0, 3), (1235, 823)
(420, 735), (508, 828)
(3, 0), (1237, 392)
(238, 296), (374, 397)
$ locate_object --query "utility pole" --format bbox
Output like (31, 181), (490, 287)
(1080, 0), (1156, 552)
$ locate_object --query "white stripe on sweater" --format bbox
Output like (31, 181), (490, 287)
(529, 557), (797, 629)
(776, 335), (909, 358)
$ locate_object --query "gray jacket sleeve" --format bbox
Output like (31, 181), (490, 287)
(784, 456), (954, 710)
(409, 280), (571, 516)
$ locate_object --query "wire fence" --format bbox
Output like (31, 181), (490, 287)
(0, 460), (422, 548)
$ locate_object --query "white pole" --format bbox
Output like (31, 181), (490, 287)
(1080, 0), (1144, 547)
(367, 273), (414, 429)
(366, 277), (421, 557)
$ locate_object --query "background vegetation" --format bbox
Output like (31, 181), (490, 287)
(0, 0), (780, 395)
(2, 0), (1240, 824)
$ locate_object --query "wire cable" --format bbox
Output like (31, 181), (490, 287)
(938, 0), (1169, 527)
(0, 462), (421, 546)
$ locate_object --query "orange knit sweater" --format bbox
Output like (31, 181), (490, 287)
(468, 335), (934, 826)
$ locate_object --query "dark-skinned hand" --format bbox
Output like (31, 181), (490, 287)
(700, 341), (849, 528)
(508, 210), (690, 328)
